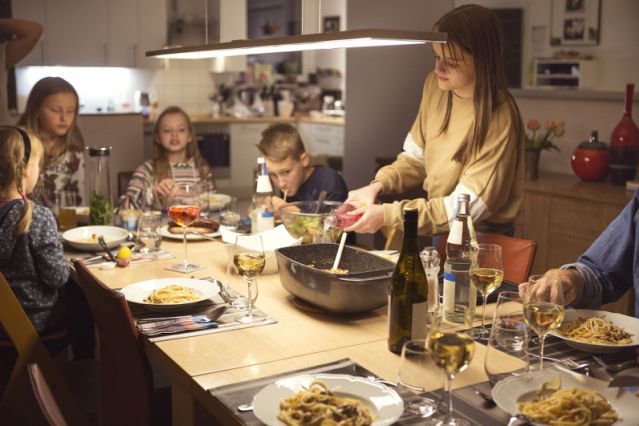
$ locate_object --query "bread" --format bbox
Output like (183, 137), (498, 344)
(168, 217), (220, 235)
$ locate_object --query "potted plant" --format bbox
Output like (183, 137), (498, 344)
(525, 119), (565, 180)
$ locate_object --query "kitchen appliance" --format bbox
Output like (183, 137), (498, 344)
(275, 244), (395, 313)
(571, 130), (609, 181)
(197, 132), (230, 179)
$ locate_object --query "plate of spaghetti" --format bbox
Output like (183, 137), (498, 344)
(493, 371), (634, 425)
(120, 278), (219, 312)
(550, 309), (639, 353)
(252, 374), (403, 426)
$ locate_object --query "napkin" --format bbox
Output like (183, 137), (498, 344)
(137, 316), (218, 336)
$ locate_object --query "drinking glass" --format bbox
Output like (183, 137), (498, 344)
(136, 211), (162, 253)
(220, 197), (241, 231)
(428, 307), (475, 426)
(523, 274), (565, 372)
(57, 190), (78, 230)
(167, 182), (201, 272)
(485, 291), (529, 385)
(469, 244), (504, 339)
(420, 246), (441, 313)
(232, 234), (266, 323)
(398, 339), (444, 418)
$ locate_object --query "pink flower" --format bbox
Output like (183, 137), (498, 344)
(527, 119), (540, 131)
(544, 119), (556, 130)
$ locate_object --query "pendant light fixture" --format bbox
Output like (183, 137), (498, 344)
(147, 1), (446, 60)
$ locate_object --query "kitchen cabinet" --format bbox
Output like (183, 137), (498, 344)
(297, 122), (345, 157)
(517, 172), (634, 314)
(532, 58), (596, 89)
(12, 0), (166, 68)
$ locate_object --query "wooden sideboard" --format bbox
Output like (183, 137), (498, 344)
(516, 172), (635, 314)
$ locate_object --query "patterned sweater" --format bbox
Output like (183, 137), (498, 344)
(31, 149), (85, 210)
(125, 159), (215, 210)
(0, 200), (69, 332)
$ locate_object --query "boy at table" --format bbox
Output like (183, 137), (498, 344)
(257, 123), (348, 214)
(519, 189), (639, 318)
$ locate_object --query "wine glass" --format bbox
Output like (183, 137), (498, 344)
(232, 234), (266, 323)
(136, 210), (162, 253)
(167, 182), (201, 272)
(428, 307), (475, 426)
(398, 339), (444, 418)
(469, 244), (503, 339)
(484, 291), (529, 385)
(523, 274), (565, 372)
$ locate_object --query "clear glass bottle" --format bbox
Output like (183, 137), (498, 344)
(86, 146), (113, 225)
(443, 194), (478, 323)
(387, 207), (428, 354)
(250, 157), (274, 233)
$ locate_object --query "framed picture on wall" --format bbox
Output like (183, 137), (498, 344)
(323, 16), (340, 33)
(550, 0), (600, 46)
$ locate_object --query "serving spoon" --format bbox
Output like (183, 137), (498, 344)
(331, 231), (348, 271)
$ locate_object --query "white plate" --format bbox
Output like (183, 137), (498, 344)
(550, 309), (639, 353)
(120, 278), (219, 312)
(160, 225), (221, 240)
(252, 373), (404, 426)
(200, 193), (231, 211)
(62, 225), (129, 251)
(492, 370), (636, 425)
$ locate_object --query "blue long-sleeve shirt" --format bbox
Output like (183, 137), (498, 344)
(563, 189), (639, 317)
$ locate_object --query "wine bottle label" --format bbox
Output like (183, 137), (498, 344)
(411, 301), (428, 340)
(443, 272), (455, 313)
(448, 220), (463, 245)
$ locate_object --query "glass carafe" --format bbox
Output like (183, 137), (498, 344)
(86, 146), (113, 225)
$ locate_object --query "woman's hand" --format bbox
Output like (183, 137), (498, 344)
(154, 178), (175, 199)
(346, 182), (383, 207)
(344, 204), (384, 233)
(518, 268), (584, 305)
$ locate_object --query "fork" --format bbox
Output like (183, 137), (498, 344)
(529, 352), (589, 370)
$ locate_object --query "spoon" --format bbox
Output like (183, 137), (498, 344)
(237, 404), (253, 412)
(313, 190), (327, 214)
(332, 231), (347, 271)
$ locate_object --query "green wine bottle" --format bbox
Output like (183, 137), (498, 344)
(388, 207), (428, 354)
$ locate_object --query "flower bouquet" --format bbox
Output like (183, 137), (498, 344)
(524, 119), (565, 180)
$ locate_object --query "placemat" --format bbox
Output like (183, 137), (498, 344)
(129, 280), (277, 342)
(208, 358), (510, 426)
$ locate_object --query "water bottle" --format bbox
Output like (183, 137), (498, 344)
(86, 146), (113, 225)
(443, 194), (478, 323)
(250, 157), (274, 233)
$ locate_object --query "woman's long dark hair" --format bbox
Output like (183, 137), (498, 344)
(433, 4), (523, 164)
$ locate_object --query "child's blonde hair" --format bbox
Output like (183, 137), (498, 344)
(257, 123), (306, 161)
(151, 106), (210, 180)
(0, 126), (43, 235)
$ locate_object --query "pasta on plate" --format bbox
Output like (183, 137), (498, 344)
(558, 316), (633, 345)
(143, 285), (200, 304)
(277, 380), (374, 426)
(517, 387), (619, 426)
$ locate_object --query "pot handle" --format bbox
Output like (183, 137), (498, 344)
(339, 272), (393, 282)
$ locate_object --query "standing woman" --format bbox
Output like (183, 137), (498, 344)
(346, 4), (524, 247)
(17, 77), (85, 209)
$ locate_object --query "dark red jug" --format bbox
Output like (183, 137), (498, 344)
(609, 84), (639, 185)
(571, 131), (609, 181)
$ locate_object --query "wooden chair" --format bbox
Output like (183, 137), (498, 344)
(436, 231), (537, 283)
(73, 260), (170, 426)
(27, 363), (68, 426)
(0, 272), (87, 425)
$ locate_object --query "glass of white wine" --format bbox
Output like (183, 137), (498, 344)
(428, 308), (475, 426)
(232, 234), (266, 324)
(523, 274), (565, 372)
(398, 339), (444, 418)
(469, 244), (504, 339)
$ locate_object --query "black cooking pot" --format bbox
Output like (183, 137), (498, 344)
(275, 244), (395, 313)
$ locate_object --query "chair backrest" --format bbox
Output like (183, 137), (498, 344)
(0, 273), (87, 425)
(118, 171), (134, 198)
(27, 363), (68, 426)
(437, 231), (537, 283)
(73, 260), (155, 426)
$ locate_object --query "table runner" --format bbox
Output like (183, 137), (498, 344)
(129, 279), (277, 342)
(208, 358), (511, 426)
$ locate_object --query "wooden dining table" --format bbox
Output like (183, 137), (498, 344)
(86, 237), (509, 426)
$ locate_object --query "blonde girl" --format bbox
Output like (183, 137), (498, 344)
(125, 105), (215, 210)
(18, 76), (85, 209)
(0, 126), (69, 332)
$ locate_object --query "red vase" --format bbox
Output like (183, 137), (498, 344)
(571, 131), (609, 181)
(609, 83), (639, 185)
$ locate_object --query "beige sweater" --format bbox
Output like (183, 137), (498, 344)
(375, 72), (524, 240)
